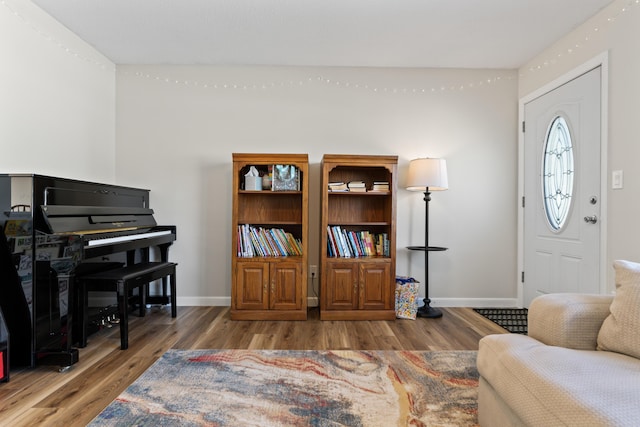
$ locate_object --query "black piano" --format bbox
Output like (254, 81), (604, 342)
(0, 174), (176, 369)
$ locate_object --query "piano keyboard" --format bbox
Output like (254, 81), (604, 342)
(86, 230), (172, 247)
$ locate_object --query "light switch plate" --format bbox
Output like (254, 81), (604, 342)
(612, 170), (623, 189)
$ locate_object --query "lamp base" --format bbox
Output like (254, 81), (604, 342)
(416, 298), (443, 318)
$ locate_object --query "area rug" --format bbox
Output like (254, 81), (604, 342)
(89, 349), (479, 427)
(474, 308), (528, 334)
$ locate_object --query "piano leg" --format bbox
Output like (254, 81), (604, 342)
(116, 280), (130, 350)
(78, 279), (89, 348)
(170, 268), (177, 318)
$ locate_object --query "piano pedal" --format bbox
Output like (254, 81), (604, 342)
(88, 305), (120, 333)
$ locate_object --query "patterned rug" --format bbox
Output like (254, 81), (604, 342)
(89, 349), (479, 427)
(473, 308), (528, 334)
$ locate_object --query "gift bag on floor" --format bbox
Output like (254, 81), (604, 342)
(395, 276), (420, 319)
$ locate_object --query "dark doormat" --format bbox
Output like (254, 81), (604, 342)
(473, 308), (528, 334)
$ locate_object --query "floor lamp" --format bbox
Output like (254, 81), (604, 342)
(406, 158), (448, 318)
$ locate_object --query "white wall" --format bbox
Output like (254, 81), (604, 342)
(0, 0), (116, 182)
(116, 66), (519, 307)
(3, 0), (521, 307)
(518, 0), (640, 289)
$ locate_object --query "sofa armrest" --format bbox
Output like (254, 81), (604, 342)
(528, 293), (613, 350)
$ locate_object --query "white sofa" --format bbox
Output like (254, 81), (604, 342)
(477, 260), (640, 426)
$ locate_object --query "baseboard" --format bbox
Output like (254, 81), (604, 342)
(431, 298), (521, 308)
(177, 296), (231, 306)
(177, 297), (319, 307)
(92, 296), (519, 308)
(172, 296), (518, 308)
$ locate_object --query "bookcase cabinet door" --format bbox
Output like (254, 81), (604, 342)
(235, 262), (269, 310)
(359, 262), (391, 310)
(324, 262), (358, 310)
(270, 262), (303, 310)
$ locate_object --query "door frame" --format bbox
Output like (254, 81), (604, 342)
(517, 52), (609, 307)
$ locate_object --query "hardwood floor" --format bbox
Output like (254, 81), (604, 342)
(0, 305), (507, 426)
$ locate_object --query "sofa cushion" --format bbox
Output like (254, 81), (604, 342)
(529, 293), (613, 350)
(597, 260), (640, 359)
(478, 334), (640, 426)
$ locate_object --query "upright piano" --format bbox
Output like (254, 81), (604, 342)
(0, 174), (176, 369)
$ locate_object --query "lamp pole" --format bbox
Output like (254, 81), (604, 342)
(416, 188), (444, 318)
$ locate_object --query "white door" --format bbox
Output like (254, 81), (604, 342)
(523, 66), (602, 307)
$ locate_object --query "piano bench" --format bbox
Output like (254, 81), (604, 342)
(78, 261), (177, 350)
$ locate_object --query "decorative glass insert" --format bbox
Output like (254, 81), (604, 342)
(542, 115), (574, 231)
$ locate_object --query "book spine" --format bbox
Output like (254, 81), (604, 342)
(260, 227), (278, 256)
(340, 228), (352, 257)
(239, 224), (252, 257)
(327, 226), (337, 257)
(249, 226), (264, 257)
(364, 231), (374, 256)
(270, 228), (288, 256)
(273, 229), (291, 255)
(285, 232), (301, 256)
(240, 224), (247, 257)
(376, 234), (383, 256)
(332, 226), (345, 257)
(355, 232), (365, 256)
(347, 231), (360, 257)
(383, 233), (389, 256)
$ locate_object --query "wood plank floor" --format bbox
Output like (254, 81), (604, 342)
(0, 305), (507, 426)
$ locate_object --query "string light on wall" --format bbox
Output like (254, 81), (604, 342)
(122, 69), (516, 96)
(522, 0), (639, 77)
(1, 0), (116, 72)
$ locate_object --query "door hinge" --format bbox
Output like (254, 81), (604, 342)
(521, 271), (525, 283)
(522, 121), (525, 133)
(522, 196), (525, 208)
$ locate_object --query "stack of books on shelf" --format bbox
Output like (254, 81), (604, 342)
(370, 181), (390, 192)
(326, 226), (390, 258)
(237, 224), (303, 257)
(328, 182), (348, 192)
(347, 181), (366, 192)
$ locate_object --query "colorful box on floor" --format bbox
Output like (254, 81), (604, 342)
(395, 276), (420, 320)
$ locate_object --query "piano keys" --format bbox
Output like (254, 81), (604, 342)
(85, 229), (172, 248)
(0, 174), (176, 369)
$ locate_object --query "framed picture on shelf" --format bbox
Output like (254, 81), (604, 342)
(272, 164), (300, 191)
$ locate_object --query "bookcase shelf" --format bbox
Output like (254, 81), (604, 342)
(231, 153), (308, 320)
(320, 154), (397, 320)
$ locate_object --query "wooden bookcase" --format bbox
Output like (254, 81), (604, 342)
(320, 154), (397, 320)
(231, 153), (308, 320)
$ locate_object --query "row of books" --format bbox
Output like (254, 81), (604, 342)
(327, 226), (390, 258)
(237, 224), (303, 257)
(327, 181), (390, 192)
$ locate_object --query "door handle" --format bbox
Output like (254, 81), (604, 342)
(584, 215), (598, 224)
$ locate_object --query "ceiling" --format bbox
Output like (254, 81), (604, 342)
(31, 0), (615, 69)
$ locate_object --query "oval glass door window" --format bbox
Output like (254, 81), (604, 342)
(542, 115), (574, 231)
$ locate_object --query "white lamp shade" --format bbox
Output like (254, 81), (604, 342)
(406, 158), (448, 191)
